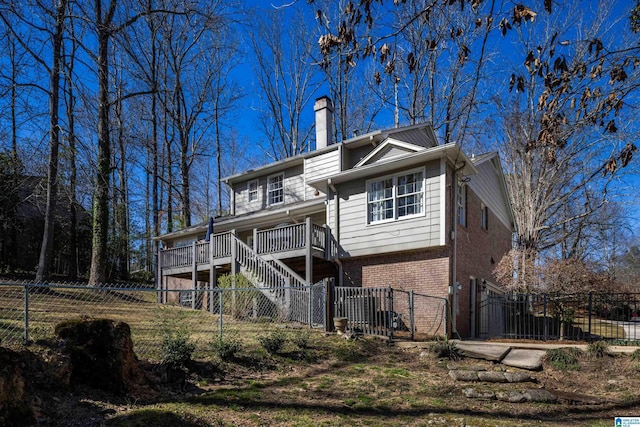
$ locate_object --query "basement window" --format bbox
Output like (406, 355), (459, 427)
(179, 291), (193, 308)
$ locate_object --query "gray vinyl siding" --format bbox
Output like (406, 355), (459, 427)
(345, 145), (376, 168)
(234, 164), (306, 215)
(234, 180), (262, 215)
(284, 164), (305, 205)
(388, 128), (436, 148)
(367, 146), (416, 164)
(336, 161), (442, 258)
(468, 159), (511, 229)
(304, 149), (341, 198)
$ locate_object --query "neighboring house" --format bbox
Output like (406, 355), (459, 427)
(156, 96), (515, 338)
(0, 175), (92, 276)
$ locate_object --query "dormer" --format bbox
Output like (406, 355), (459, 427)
(353, 138), (426, 168)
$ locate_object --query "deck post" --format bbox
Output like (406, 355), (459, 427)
(230, 229), (238, 311)
(253, 228), (258, 253)
(305, 217), (313, 286)
(192, 241), (197, 310)
(305, 218), (313, 326)
(209, 236), (216, 313)
(156, 244), (162, 304)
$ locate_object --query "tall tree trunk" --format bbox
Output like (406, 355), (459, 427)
(215, 100), (222, 215)
(36, 0), (67, 283)
(9, 37), (18, 274)
(163, 98), (173, 233)
(66, 34), (79, 280)
(89, 0), (116, 286)
(151, 47), (159, 273)
(116, 111), (129, 280)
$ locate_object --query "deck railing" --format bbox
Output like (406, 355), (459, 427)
(211, 232), (232, 258)
(311, 224), (326, 251)
(161, 231), (232, 270)
(161, 245), (196, 269)
(161, 223), (327, 270)
(234, 238), (291, 305)
(256, 223), (306, 254)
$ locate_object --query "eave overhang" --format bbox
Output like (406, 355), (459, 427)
(308, 143), (476, 193)
(154, 198), (326, 242)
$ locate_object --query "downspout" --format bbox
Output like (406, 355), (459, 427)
(328, 178), (343, 287)
(450, 160), (466, 338)
(326, 178), (341, 333)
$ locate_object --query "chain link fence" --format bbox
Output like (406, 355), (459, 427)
(0, 281), (326, 361)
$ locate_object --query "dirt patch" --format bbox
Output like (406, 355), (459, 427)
(2, 332), (640, 426)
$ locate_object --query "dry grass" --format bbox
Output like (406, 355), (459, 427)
(3, 285), (640, 426)
(0, 285), (296, 361)
(57, 335), (640, 427)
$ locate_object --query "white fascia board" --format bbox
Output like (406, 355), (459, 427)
(353, 137), (425, 168)
(212, 198), (326, 232)
(222, 156), (305, 185)
(308, 143), (476, 192)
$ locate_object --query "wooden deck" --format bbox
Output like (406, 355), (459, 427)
(159, 221), (329, 278)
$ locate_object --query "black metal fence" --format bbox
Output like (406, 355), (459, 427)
(478, 292), (640, 342)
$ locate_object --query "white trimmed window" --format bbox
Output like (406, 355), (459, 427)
(457, 182), (466, 227)
(367, 169), (424, 224)
(248, 180), (258, 202)
(267, 173), (284, 206)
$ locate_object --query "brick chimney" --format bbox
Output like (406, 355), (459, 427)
(314, 96), (334, 150)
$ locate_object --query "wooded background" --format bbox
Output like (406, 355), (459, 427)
(0, 0), (639, 290)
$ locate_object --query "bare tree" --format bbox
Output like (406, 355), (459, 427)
(83, 0), (186, 285)
(492, 1), (640, 291)
(118, 0), (167, 273)
(386, 0), (495, 145)
(249, 8), (319, 160)
(159, 3), (235, 226)
(62, 18), (80, 280)
(0, 0), (70, 282)
(313, 0), (383, 142)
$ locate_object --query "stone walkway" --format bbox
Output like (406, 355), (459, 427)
(394, 339), (628, 405)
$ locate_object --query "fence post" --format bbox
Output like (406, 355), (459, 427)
(307, 285), (312, 328)
(326, 278), (334, 333)
(219, 288), (224, 339)
(443, 299), (448, 338)
(191, 242), (197, 310)
(23, 284), (30, 345)
(387, 287), (393, 340)
(409, 290), (415, 341)
(285, 278), (291, 320)
(543, 293), (548, 342)
(587, 292), (593, 342)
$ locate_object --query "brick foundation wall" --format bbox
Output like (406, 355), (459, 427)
(455, 186), (513, 337)
(341, 248), (451, 336)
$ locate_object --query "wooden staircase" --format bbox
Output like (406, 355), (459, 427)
(231, 235), (307, 315)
